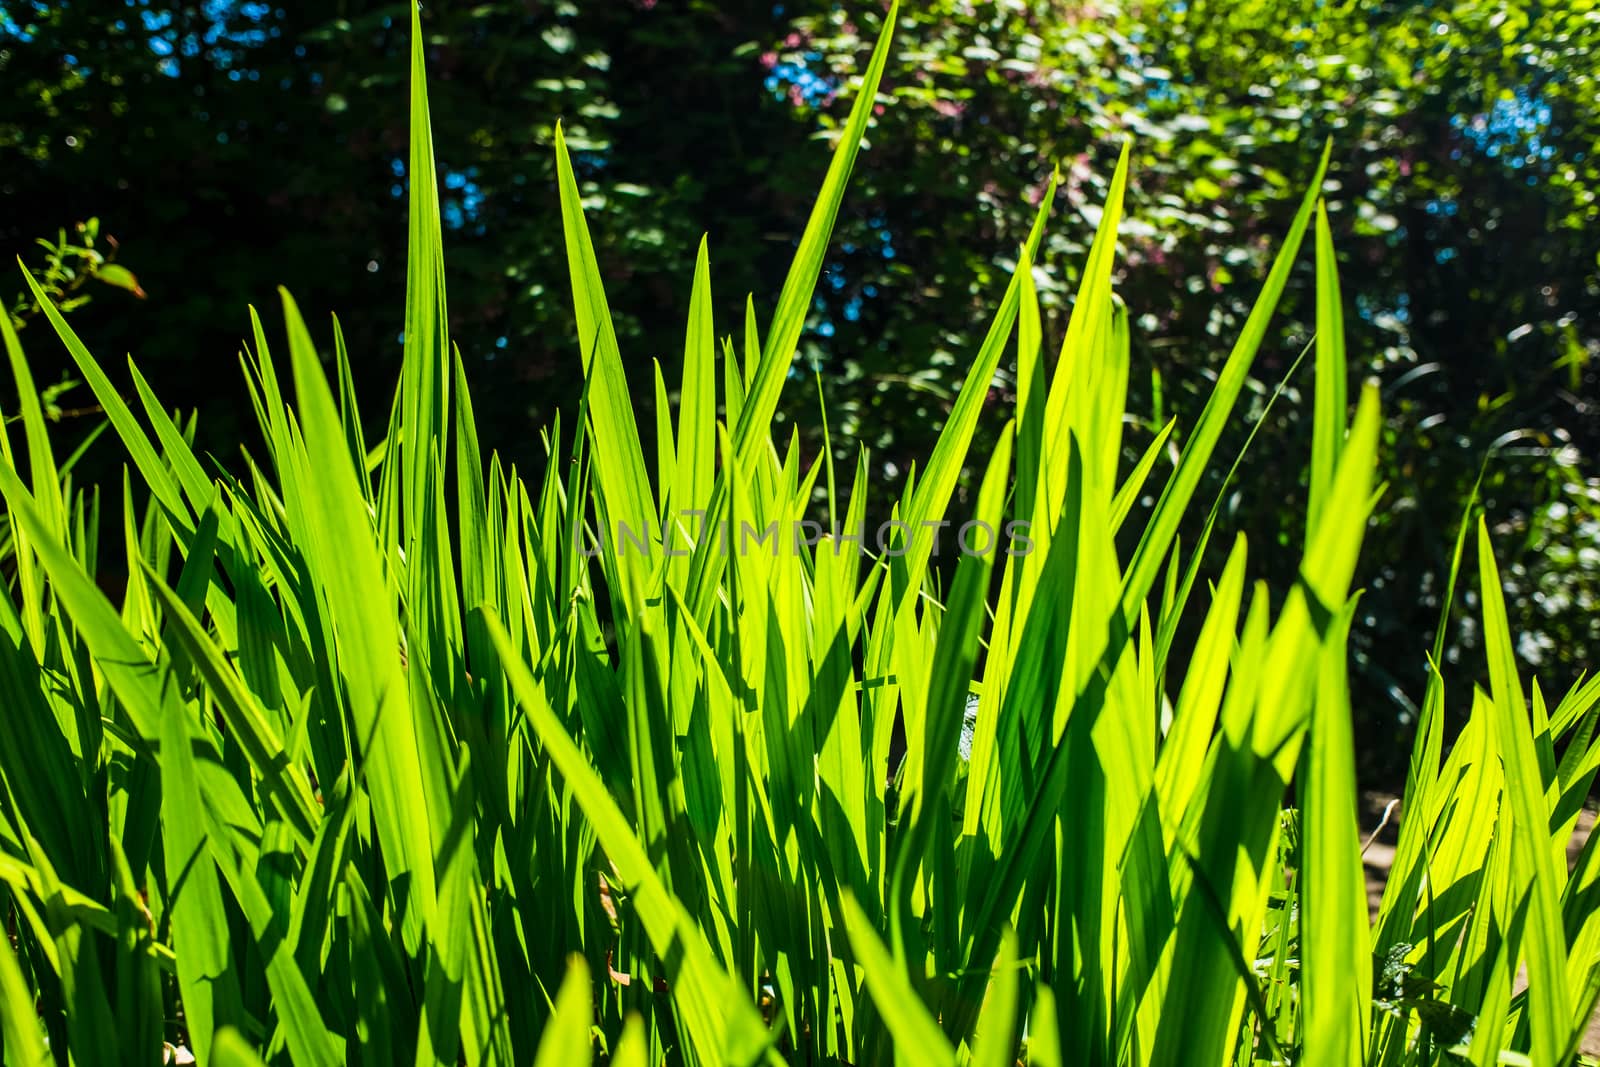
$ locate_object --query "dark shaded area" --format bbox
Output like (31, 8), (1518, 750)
(2, 1), (833, 474)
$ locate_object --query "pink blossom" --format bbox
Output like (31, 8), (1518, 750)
(760, 51), (778, 69)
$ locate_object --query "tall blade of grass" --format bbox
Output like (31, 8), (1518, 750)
(107, 838), (163, 1063)
(0, 883), (54, 1067)
(1155, 384), (1380, 1067)
(485, 610), (768, 1065)
(1302, 598), (1371, 1065)
(732, 3), (898, 462)
(330, 315), (371, 502)
(676, 237), (717, 530)
(1, 308), (65, 546)
(126, 360), (216, 526)
(0, 586), (100, 889)
(1006, 237), (1044, 518)
(278, 289), (439, 949)
(954, 442), (1087, 1011)
(1145, 337), (1310, 693)
(1035, 140), (1126, 491)
(905, 181), (1054, 547)
(210, 1029), (271, 1067)
(37, 902), (104, 1064)
(533, 958), (594, 1067)
(1109, 417), (1176, 534)
(1120, 143), (1330, 620)
(553, 129), (657, 599)
(1027, 985), (1063, 1067)
(17, 268), (193, 537)
(285, 769), (356, 977)
(970, 930), (1021, 1067)
(612, 1015), (648, 1067)
(653, 360), (676, 518)
(887, 199), (1058, 920)
(242, 306), (293, 472)
(0, 466), (168, 742)
(840, 893), (956, 1065)
(875, 188), (1057, 745)
(1113, 780), (1175, 1061)
(1563, 813), (1600, 1048)
(421, 745), (515, 1067)
(1153, 534), (1247, 824)
(1299, 201), (1370, 1062)
(454, 356), (517, 781)
(1307, 200), (1348, 531)
(399, 0), (451, 566)
(983, 169), (1137, 1046)
(812, 449), (876, 920)
(1550, 671), (1600, 738)
(723, 336), (745, 430)
(903, 427), (1014, 823)
(142, 562), (320, 846)
(891, 427), (1013, 960)
(952, 174), (1122, 973)
(1478, 518), (1571, 1064)
(157, 673), (244, 1064)
(1259, 381), (1382, 755)
(342, 867), (411, 1064)
(1372, 507), (1473, 969)
(1466, 885), (1531, 1066)
(198, 798), (343, 1067)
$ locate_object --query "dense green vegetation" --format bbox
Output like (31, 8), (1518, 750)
(2, 7), (1599, 1065)
(4, 1), (1597, 761)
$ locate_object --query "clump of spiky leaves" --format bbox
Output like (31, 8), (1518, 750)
(2, 5), (1600, 1066)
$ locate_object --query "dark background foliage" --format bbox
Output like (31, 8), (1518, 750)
(4, 0), (1596, 779)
